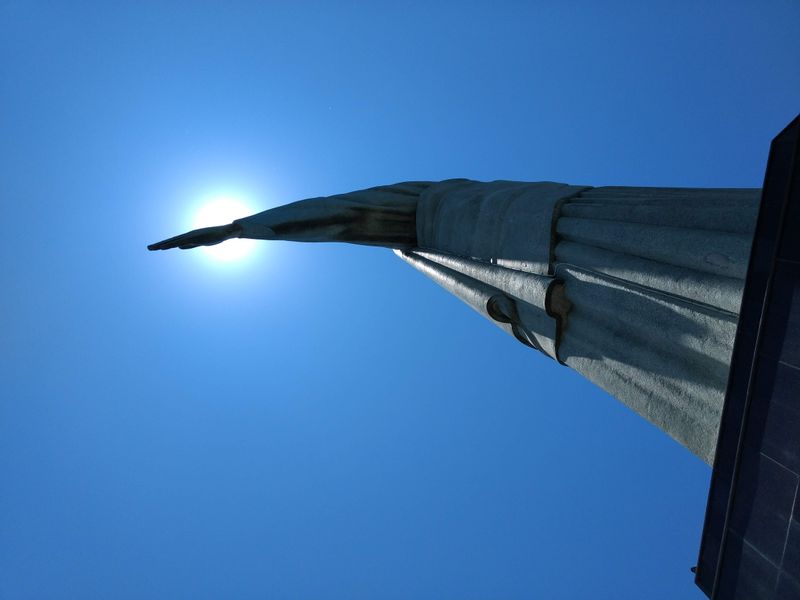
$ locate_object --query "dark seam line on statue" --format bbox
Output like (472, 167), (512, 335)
(553, 261), (741, 321)
(555, 227), (752, 281)
(551, 246), (747, 314)
(557, 217), (757, 242)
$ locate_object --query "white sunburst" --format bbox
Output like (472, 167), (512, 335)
(191, 196), (258, 262)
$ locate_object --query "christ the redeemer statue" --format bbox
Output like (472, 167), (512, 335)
(150, 179), (759, 465)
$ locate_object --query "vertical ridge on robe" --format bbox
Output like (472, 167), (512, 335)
(395, 249), (565, 360)
(405, 181), (760, 464)
(553, 186), (760, 464)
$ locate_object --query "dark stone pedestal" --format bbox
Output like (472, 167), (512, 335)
(696, 114), (800, 599)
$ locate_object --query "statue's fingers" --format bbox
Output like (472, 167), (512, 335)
(147, 230), (198, 251)
(147, 239), (174, 251)
(147, 237), (181, 251)
(148, 224), (236, 251)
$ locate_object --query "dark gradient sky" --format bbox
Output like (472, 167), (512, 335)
(1, 2), (798, 598)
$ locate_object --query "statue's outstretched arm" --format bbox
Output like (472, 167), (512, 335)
(148, 223), (247, 251)
(148, 181), (428, 252)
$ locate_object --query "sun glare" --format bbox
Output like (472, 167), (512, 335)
(191, 196), (258, 262)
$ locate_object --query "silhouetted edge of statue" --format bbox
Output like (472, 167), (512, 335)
(148, 177), (763, 465)
(148, 181), (430, 251)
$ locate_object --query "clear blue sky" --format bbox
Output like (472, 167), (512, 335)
(1, 2), (798, 598)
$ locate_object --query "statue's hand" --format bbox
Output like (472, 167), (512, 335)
(148, 223), (243, 251)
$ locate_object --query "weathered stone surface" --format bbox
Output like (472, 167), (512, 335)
(554, 241), (745, 314)
(556, 265), (738, 463)
(556, 217), (753, 279)
(149, 178), (761, 465)
(396, 248), (565, 360)
(410, 182), (759, 464)
(417, 179), (589, 275)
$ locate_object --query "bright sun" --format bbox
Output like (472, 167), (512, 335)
(191, 196), (258, 262)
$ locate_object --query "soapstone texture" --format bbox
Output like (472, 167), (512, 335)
(396, 249), (563, 359)
(417, 179), (589, 275)
(151, 179), (761, 465)
(556, 266), (739, 463)
(409, 182), (760, 464)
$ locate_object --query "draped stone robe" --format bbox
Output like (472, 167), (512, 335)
(235, 179), (760, 464)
